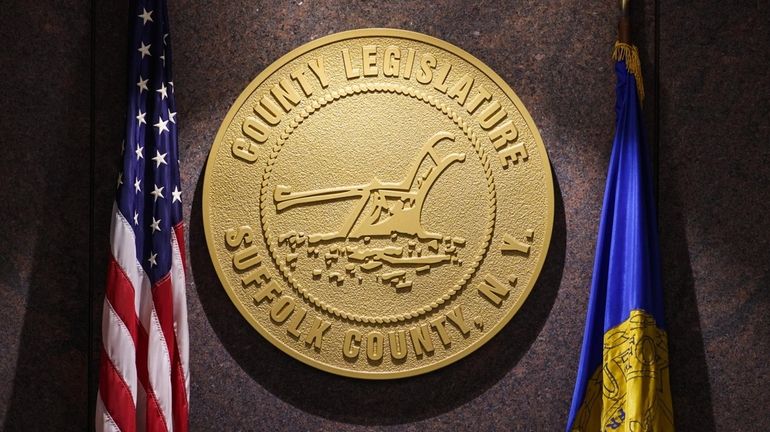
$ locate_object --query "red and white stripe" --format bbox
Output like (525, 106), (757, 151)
(96, 205), (189, 432)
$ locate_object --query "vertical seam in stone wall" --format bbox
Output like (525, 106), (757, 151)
(88, 0), (95, 429)
(654, 0), (661, 211)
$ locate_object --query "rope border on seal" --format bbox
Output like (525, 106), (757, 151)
(259, 82), (497, 324)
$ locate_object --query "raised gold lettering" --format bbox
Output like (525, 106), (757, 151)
(416, 53), (436, 84)
(388, 330), (408, 360)
(232, 138), (258, 163)
(498, 142), (529, 168)
(343, 329), (361, 358)
(383, 46), (401, 77)
(477, 274), (510, 305)
(501, 230), (533, 254)
(307, 57), (330, 88)
(430, 317), (451, 347)
(286, 306), (307, 337)
(402, 48), (416, 79)
(270, 78), (301, 112)
(252, 280), (282, 304)
(479, 101), (506, 130)
(445, 306), (471, 335)
(290, 69), (314, 96)
(466, 85), (492, 114)
(432, 63), (452, 93)
(241, 115), (270, 144)
(270, 296), (295, 323)
(489, 120), (519, 150)
(366, 331), (384, 361)
(447, 74), (474, 105)
(254, 95), (282, 126)
(228, 228), (273, 294)
(225, 226), (254, 248)
(362, 45), (378, 77)
(409, 324), (435, 357)
(341, 48), (360, 79)
(305, 317), (331, 350)
(232, 245), (261, 271)
(241, 265), (270, 289)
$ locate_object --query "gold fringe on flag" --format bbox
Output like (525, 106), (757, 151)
(612, 41), (645, 103)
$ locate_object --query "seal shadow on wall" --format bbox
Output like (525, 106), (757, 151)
(189, 166), (566, 425)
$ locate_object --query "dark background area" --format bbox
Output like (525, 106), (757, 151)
(1, 1), (768, 430)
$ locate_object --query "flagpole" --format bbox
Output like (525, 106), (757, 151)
(619, 0), (631, 43)
(614, 0), (644, 101)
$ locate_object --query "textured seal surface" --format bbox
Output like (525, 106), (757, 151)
(203, 29), (554, 379)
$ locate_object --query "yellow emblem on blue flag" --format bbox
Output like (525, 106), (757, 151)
(572, 310), (673, 431)
(566, 42), (675, 431)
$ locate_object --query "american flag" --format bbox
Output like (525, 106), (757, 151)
(96, 1), (189, 431)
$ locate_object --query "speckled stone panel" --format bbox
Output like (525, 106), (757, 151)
(0, 1), (90, 431)
(90, 1), (130, 426)
(2, 0), (767, 431)
(658, 2), (770, 430)
(92, 1), (652, 431)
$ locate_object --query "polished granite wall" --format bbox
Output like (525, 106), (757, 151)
(0, 1), (91, 429)
(1, 1), (768, 430)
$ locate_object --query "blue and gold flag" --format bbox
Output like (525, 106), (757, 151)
(565, 42), (674, 431)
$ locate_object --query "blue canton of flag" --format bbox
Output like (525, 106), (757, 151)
(121, 2), (182, 279)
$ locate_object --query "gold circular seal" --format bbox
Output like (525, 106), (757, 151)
(203, 29), (554, 379)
